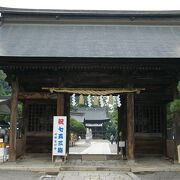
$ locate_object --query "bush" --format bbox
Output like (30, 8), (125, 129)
(170, 81), (180, 113)
(70, 118), (85, 133)
(170, 99), (180, 113)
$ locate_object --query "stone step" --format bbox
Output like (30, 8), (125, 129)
(55, 171), (140, 180)
(59, 166), (130, 172)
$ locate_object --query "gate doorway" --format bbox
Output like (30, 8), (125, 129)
(25, 87), (142, 161)
(69, 97), (119, 155)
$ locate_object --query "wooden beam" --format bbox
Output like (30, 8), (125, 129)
(127, 93), (135, 160)
(18, 92), (56, 100)
(9, 79), (19, 161)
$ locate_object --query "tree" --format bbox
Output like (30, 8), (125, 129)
(103, 105), (118, 139)
(70, 118), (85, 134)
(0, 70), (11, 122)
(103, 120), (117, 139)
(108, 105), (118, 126)
(0, 70), (11, 96)
(166, 81), (180, 129)
(170, 81), (180, 113)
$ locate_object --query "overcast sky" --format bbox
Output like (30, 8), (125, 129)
(0, 0), (180, 11)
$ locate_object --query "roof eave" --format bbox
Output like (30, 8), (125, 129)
(1, 7), (180, 17)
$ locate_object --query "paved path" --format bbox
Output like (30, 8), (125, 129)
(0, 170), (56, 180)
(69, 139), (117, 154)
(137, 172), (180, 180)
(81, 141), (111, 154)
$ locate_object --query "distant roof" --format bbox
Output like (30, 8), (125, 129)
(0, 96), (10, 103)
(86, 123), (103, 127)
(77, 107), (110, 122)
(0, 97), (10, 115)
(70, 112), (85, 123)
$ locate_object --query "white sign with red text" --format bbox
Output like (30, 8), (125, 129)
(52, 116), (67, 156)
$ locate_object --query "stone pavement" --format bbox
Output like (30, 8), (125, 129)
(137, 171), (180, 180)
(81, 141), (111, 154)
(59, 157), (180, 173)
(69, 139), (117, 154)
(56, 171), (140, 180)
(1, 169), (180, 180)
(0, 170), (56, 180)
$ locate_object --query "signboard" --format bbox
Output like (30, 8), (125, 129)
(52, 116), (67, 156)
(119, 141), (125, 147)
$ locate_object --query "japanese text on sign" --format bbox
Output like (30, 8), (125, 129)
(52, 116), (67, 156)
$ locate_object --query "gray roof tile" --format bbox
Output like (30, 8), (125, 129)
(1, 24), (180, 57)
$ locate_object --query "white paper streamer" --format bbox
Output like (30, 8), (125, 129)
(87, 95), (92, 107)
(116, 95), (121, 107)
(99, 96), (104, 107)
(72, 94), (76, 106)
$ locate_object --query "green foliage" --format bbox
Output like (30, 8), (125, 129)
(170, 81), (180, 113)
(177, 81), (180, 93)
(0, 70), (11, 96)
(103, 121), (117, 139)
(0, 70), (7, 96)
(17, 102), (23, 120)
(70, 118), (85, 133)
(0, 70), (6, 80)
(170, 99), (180, 113)
(167, 103), (174, 128)
(0, 70), (11, 122)
(108, 106), (118, 126)
(167, 81), (180, 129)
(103, 106), (118, 139)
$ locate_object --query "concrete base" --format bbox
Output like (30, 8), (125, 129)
(127, 160), (136, 165)
(69, 154), (121, 161)
(173, 160), (179, 165)
(0, 154), (180, 173)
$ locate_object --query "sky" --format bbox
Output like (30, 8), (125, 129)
(0, 0), (180, 11)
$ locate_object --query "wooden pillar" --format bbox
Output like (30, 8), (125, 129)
(127, 93), (135, 160)
(64, 94), (70, 154)
(162, 103), (167, 156)
(119, 95), (127, 158)
(174, 112), (180, 161)
(117, 107), (121, 155)
(22, 100), (28, 154)
(172, 81), (180, 161)
(9, 79), (19, 161)
(57, 93), (64, 116)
